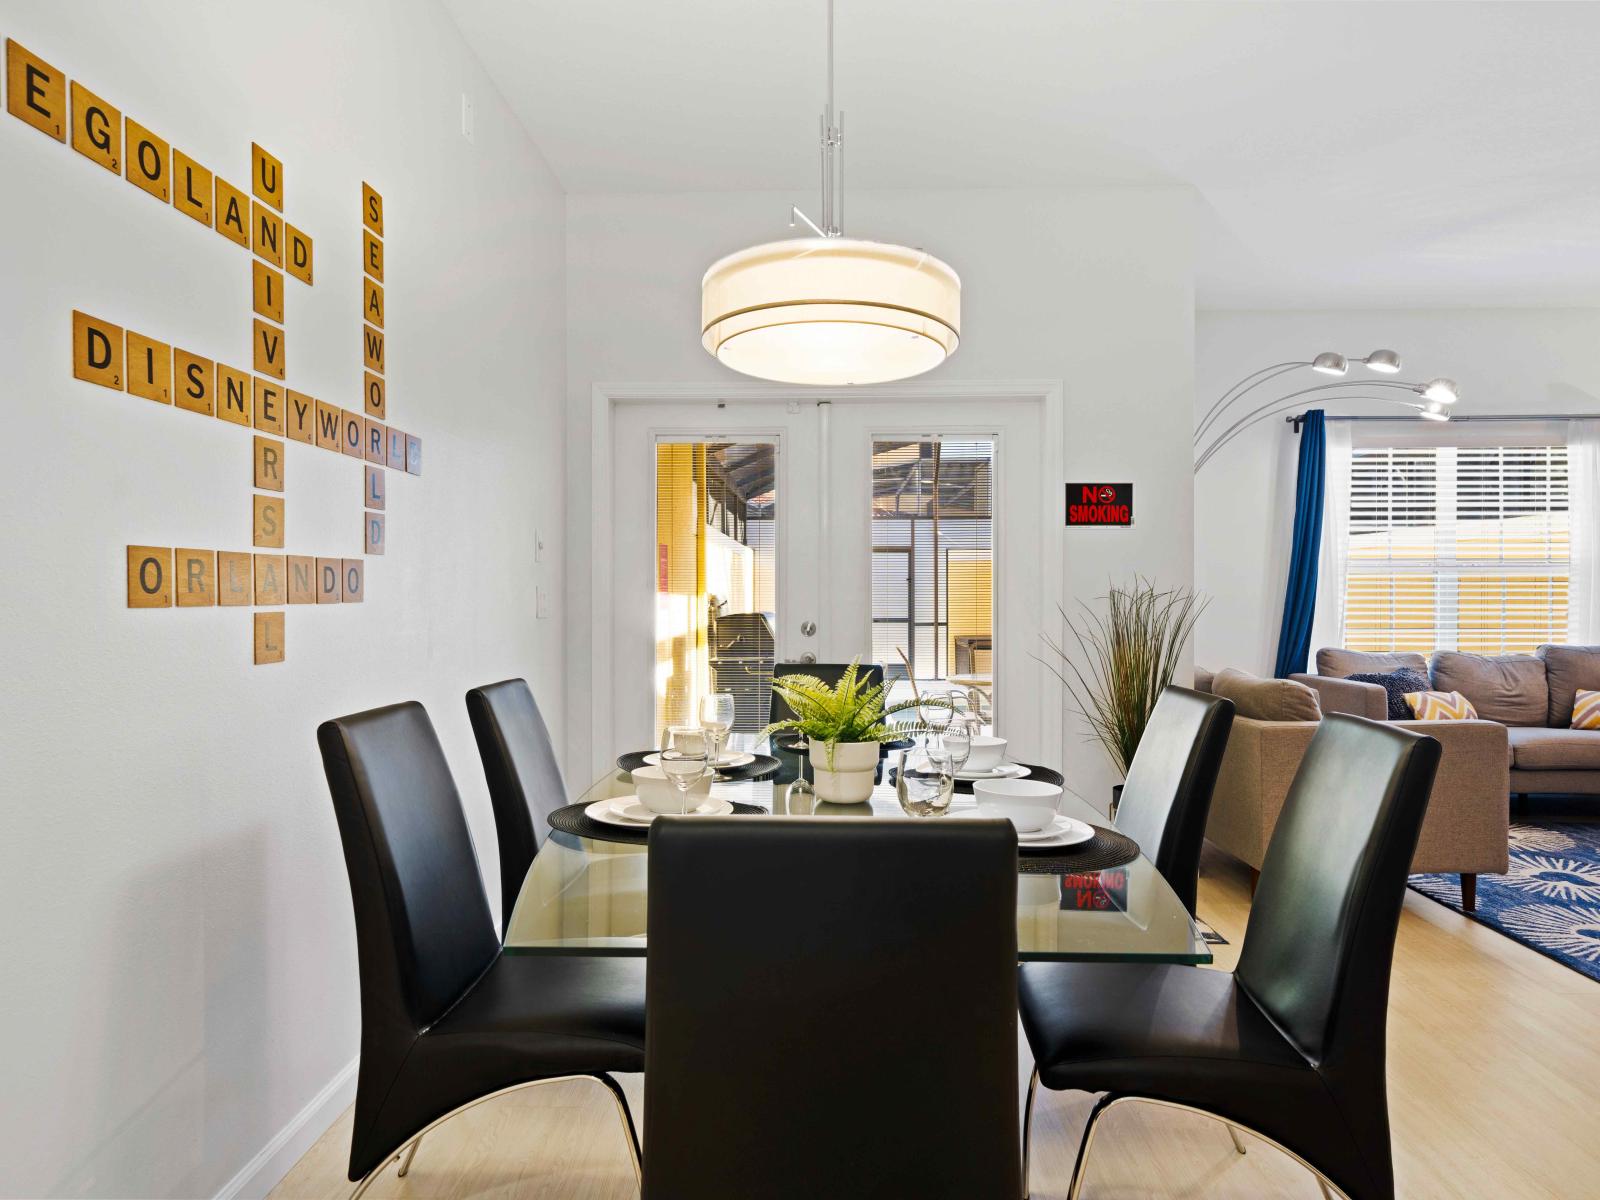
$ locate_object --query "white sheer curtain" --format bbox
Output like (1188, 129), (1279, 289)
(1568, 419), (1600, 643)
(1308, 420), (1353, 663)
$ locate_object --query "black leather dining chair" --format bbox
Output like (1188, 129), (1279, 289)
(319, 702), (644, 1198)
(1018, 714), (1440, 1200)
(1111, 686), (1235, 916)
(642, 816), (1021, 1199)
(466, 678), (567, 936)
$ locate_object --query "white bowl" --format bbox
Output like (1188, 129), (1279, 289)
(972, 778), (1062, 833)
(965, 735), (1008, 772)
(631, 765), (712, 814)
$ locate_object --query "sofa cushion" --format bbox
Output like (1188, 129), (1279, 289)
(1345, 668), (1433, 720)
(1404, 690), (1478, 721)
(1428, 651), (1548, 727)
(1193, 666), (1217, 695)
(1536, 644), (1600, 727)
(1316, 648), (1429, 678)
(1506, 726), (1600, 770)
(1573, 690), (1600, 731)
(1211, 668), (1322, 722)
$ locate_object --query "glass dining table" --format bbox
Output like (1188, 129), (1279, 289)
(504, 753), (1211, 964)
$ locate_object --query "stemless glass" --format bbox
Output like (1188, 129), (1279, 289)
(661, 726), (710, 815)
(896, 751), (954, 818)
(699, 692), (737, 765)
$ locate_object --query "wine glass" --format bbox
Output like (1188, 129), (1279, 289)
(661, 726), (710, 815)
(896, 750), (954, 818)
(941, 723), (972, 776)
(699, 692), (736, 767)
(919, 688), (956, 752)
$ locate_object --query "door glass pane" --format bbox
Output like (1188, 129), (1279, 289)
(654, 441), (777, 744)
(871, 439), (995, 711)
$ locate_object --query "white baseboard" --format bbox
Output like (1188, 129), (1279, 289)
(214, 1056), (359, 1200)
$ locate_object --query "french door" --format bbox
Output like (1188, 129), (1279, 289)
(608, 392), (1058, 769)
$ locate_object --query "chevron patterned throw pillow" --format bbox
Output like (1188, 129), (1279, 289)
(1572, 689), (1600, 730)
(1404, 690), (1479, 721)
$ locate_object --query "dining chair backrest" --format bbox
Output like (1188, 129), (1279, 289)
(319, 702), (499, 1040)
(1112, 686), (1235, 915)
(768, 661), (885, 726)
(643, 817), (1021, 1199)
(466, 678), (566, 934)
(1236, 714), (1438, 1089)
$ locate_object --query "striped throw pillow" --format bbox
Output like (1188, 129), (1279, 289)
(1572, 689), (1600, 730)
(1404, 690), (1478, 721)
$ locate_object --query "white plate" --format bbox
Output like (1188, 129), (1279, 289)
(585, 796), (734, 826)
(954, 762), (1029, 781)
(643, 751), (754, 769)
(949, 812), (1095, 847)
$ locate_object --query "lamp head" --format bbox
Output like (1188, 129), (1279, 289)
(1311, 352), (1349, 376)
(1422, 377), (1459, 404)
(1418, 401), (1450, 422)
(1362, 349), (1402, 374)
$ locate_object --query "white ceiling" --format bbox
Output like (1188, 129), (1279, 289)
(444, 0), (1600, 309)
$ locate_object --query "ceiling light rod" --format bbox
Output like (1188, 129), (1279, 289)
(792, 0), (843, 238)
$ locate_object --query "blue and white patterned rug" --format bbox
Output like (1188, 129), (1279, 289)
(1410, 819), (1600, 984)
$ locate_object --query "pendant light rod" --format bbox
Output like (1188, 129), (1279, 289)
(794, 0), (844, 239)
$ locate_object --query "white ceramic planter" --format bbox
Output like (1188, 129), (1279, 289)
(809, 740), (880, 803)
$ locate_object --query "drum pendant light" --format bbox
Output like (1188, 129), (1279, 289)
(700, 1), (960, 386)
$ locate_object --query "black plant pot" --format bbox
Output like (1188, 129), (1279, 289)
(1110, 783), (1124, 822)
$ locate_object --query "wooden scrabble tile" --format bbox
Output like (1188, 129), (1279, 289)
(175, 548), (215, 607)
(252, 260), (283, 323)
(286, 224), (313, 285)
(315, 557), (341, 603)
(364, 510), (385, 556)
(172, 149), (212, 225)
(70, 81), (120, 173)
(72, 310), (124, 390)
(286, 390), (315, 445)
(363, 371), (385, 419)
(405, 434), (422, 476)
(362, 325), (384, 373)
(363, 278), (383, 329)
(365, 465), (386, 511)
(253, 494), (284, 548)
(217, 551), (252, 606)
(314, 400), (342, 452)
(341, 410), (364, 459)
(253, 435), (284, 491)
(251, 142), (282, 210)
(341, 558), (364, 603)
(253, 612), (285, 664)
(217, 365), (251, 425)
(253, 319), (284, 379)
(387, 426), (406, 471)
(252, 201), (282, 266)
(125, 331), (172, 404)
(215, 176), (248, 247)
(126, 545), (172, 608)
(253, 377), (285, 434)
(362, 182), (383, 236)
(364, 417), (386, 465)
(124, 118), (170, 203)
(363, 229), (383, 281)
(253, 553), (286, 604)
(6, 40), (65, 142)
(286, 555), (315, 604)
(173, 349), (215, 416)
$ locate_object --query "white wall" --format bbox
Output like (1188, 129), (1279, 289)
(566, 187), (1196, 805)
(0, 2), (564, 1195)
(1195, 308), (1600, 673)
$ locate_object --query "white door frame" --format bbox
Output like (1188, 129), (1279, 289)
(586, 379), (1066, 784)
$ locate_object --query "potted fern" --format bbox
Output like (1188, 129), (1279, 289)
(763, 659), (929, 803)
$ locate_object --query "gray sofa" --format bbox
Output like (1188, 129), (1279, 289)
(1303, 644), (1600, 798)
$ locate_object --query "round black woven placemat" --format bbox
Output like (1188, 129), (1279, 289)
(889, 762), (1065, 795)
(1016, 824), (1139, 874)
(549, 799), (768, 844)
(614, 750), (782, 782)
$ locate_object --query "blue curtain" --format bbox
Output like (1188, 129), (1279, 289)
(1273, 410), (1325, 678)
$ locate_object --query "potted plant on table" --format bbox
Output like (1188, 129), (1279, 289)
(763, 658), (933, 804)
(1038, 578), (1206, 819)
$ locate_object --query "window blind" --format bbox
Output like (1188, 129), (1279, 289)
(1344, 443), (1570, 656)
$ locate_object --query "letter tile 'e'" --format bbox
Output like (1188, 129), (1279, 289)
(72, 310), (124, 390)
(125, 331), (172, 404)
(253, 378), (285, 434)
(6, 40), (66, 141)
(173, 349), (215, 416)
(253, 495), (284, 548)
(363, 230), (383, 281)
(175, 548), (216, 607)
(173, 149), (212, 225)
(217, 552), (252, 606)
(287, 555), (315, 604)
(124, 118), (169, 202)
(126, 546), (172, 608)
(253, 612), (285, 665)
(70, 81), (121, 172)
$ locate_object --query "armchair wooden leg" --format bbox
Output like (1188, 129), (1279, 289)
(1460, 873), (1477, 913)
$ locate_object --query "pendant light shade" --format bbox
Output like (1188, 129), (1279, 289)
(701, 237), (961, 386)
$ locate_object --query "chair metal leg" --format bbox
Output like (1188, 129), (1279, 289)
(1021, 1068), (1039, 1199)
(1066, 1093), (1119, 1200)
(1226, 1123), (1247, 1155)
(1318, 1179), (1334, 1200)
(394, 1137), (421, 1178)
(593, 1072), (643, 1186)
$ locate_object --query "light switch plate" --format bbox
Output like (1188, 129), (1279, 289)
(536, 587), (551, 619)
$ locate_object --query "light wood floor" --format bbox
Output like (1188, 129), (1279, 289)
(271, 846), (1600, 1199)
